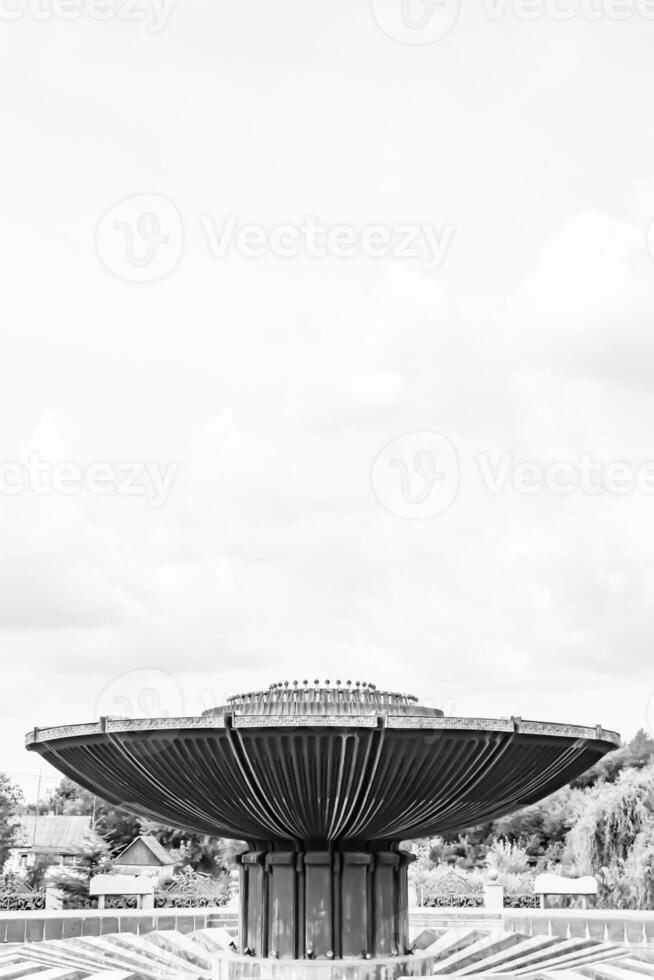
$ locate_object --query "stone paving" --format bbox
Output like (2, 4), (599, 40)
(0, 922), (653, 979)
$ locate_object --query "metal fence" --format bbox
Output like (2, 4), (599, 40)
(420, 869), (540, 909)
(0, 878), (46, 912)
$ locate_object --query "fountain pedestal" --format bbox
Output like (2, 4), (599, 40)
(237, 846), (415, 961)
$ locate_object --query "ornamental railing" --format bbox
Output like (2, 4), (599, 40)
(422, 869), (485, 908)
(0, 877), (46, 912)
(418, 869), (541, 910)
(154, 872), (228, 908)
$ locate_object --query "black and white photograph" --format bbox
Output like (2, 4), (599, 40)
(1, 0), (653, 976)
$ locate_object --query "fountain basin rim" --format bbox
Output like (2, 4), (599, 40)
(26, 713), (621, 747)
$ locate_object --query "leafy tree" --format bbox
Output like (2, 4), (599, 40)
(0, 773), (23, 872)
(140, 821), (243, 878)
(44, 778), (143, 851)
(485, 839), (530, 875)
(26, 853), (58, 891)
(571, 730), (654, 789)
(45, 777), (241, 881)
(50, 834), (113, 909)
(565, 765), (654, 872)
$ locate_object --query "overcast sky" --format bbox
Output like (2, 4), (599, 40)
(2, 0), (654, 803)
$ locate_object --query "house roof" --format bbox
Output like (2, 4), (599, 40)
(13, 815), (92, 856)
(114, 835), (173, 866)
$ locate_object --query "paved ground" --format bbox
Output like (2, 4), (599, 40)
(1, 924), (653, 978)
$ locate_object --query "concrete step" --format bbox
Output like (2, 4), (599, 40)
(0, 946), (102, 980)
(620, 953), (654, 970)
(485, 938), (602, 973)
(109, 933), (206, 977)
(578, 964), (654, 980)
(83, 974), (135, 980)
(537, 971), (591, 980)
(430, 931), (524, 973)
(189, 928), (234, 954)
(598, 960), (654, 979)
(141, 931), (213, 970)
(422, 930), (489, 961)
(0, 960), (47, 980)
(457, 934), (560, 973)
(14, 970), (84, 980)
(17, 940), (111, 975)
(63, 937), (163, 979)
(508, 943), (624, 976)
(412, 928), (445, 951)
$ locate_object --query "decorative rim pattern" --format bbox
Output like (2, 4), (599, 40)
(26, 714), (621, 746)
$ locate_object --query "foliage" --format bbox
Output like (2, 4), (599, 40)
(485, 839), (530, 875)
(402, 732), (654, 910)
(571, 729), (654, 789)
(159, 864), (231, 905)
(43, 779), (141, 852)
(25, 853), (58, 891)
(50, 834), (113, 909)
(565, 766), (653, 871)
(139, 821), (242, 878)
(563, 764), (654, 908)
(42, 778), (242, 881)
(0, 773), (23, 872)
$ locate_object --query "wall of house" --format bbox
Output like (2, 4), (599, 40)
(5, 850), (72, 877)
(112, 862), (175, 885)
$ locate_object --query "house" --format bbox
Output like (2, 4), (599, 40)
(111, 836), (175, 885)
(7, 815), (93, 877)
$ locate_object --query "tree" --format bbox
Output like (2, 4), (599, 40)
(140, 821), (243, 878)
(44, 778), (142, 852)
(485, 839), (530, 875)
(45, 777), (242, 881)
(571, 730), (654, 789)
(0, 773), (23, 872)
(50, 834), (113, 909)
(26, 854), (57, 891)
(565, 765), (654, 872)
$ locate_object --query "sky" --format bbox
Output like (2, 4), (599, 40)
(1, 0), (654, 803)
